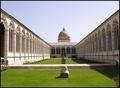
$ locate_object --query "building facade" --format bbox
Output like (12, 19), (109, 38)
(75, 10), (119, 64)
(0, 9), (51, 65)
(50, 28), (77, 58)
(0, 9), (119, 65)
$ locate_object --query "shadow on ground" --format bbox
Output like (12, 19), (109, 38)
(94, 65), (119, 86)
(71, 58), (103, 64)
(94, 66), (119, 78)
(55, 76), (69, 79)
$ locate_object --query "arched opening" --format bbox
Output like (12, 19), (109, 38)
(9, 22), (14, 52)
(112, 20), (119, 50)
(26, 32), (29, 53)
(51, 48), (54, 54)
(0, 22), (5, 58)
(102, 28), (106, 51)
(93, 34), (95, 53)
(67, 47), (70, 54)
(22, 30), (25, 53)
(92, 35), (94, 53)
(71, 47), (76, 57)
(30, 35), (32, 54)
(107, 24), (112, 51)
(61, 47), (66, 57)
(51, 47), (55, 54)
(89, 36), (92, 52)
(72, 47), (76, 54)
(98, 31), (102, 52)
(95, 33), (98, 52)
(16, 26), (20, 53)
(56, 47), (60, 54)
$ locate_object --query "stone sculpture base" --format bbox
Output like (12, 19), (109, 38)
(60, 66), (69, 78)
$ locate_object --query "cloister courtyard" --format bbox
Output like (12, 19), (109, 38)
(1, 58), (119, 87)
(23, 58), (102, 64)
(1, 1), (119, 88)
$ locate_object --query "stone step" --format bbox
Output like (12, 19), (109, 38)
(8, 64), (116, 69)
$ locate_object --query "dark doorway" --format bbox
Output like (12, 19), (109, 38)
(61, 47), (66, 57)
(0, 22), (5, 58)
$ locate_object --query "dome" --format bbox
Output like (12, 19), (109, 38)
(58, 28), (70, 42)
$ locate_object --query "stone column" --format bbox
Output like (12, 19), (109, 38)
(41, 44), (44, 60)
(33, 39), (35, 60)
(106, 32), (109, 52)
(37, 41), (39, 59)
(97, 35), (99, 53)
(104, 30), (108, 62)
(38, 42), (40, 59)
(13, 30), (16, 62)
(39, 42), (41, 58)
(111, 30), (115, 50)
(54, 47), (56, 57)
(34, 39), (35, 59)
(36, 40), (37, 58)
(101, 32), (104, 62)
(43, 45), (44, 60)
(28, 37), (30, 60)
(106, 31), (109, 57)
(111, 30), (115, 60)
(31, 39), (33, 60)
(4, 26), (9, 65)
(30, 39), (32, 60)
(24, 36), (26, 60)
(19, 33), (22, 61)
(32, 38), (34, 60)
(36, 40), (37, 59)
(35, 40), (36, 59)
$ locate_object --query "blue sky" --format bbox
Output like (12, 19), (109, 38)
(1, 1), (119, 43)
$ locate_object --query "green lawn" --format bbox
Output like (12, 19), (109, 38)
(25, 58), (102, 64)
(1, 67), (118, 87)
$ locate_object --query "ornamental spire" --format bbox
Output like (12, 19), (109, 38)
(63, 27), (65, 31)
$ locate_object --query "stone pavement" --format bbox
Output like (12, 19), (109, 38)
(8, 64), (116, 69)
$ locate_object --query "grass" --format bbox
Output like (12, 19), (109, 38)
(1, 66), (119, 87)
(24, 58), (102, 64)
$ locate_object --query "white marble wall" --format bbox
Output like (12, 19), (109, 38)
(1, 9), (50, 65)
(76, 10), (119, 64)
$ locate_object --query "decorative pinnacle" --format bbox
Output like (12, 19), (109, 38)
(63, 27), (65, 31)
